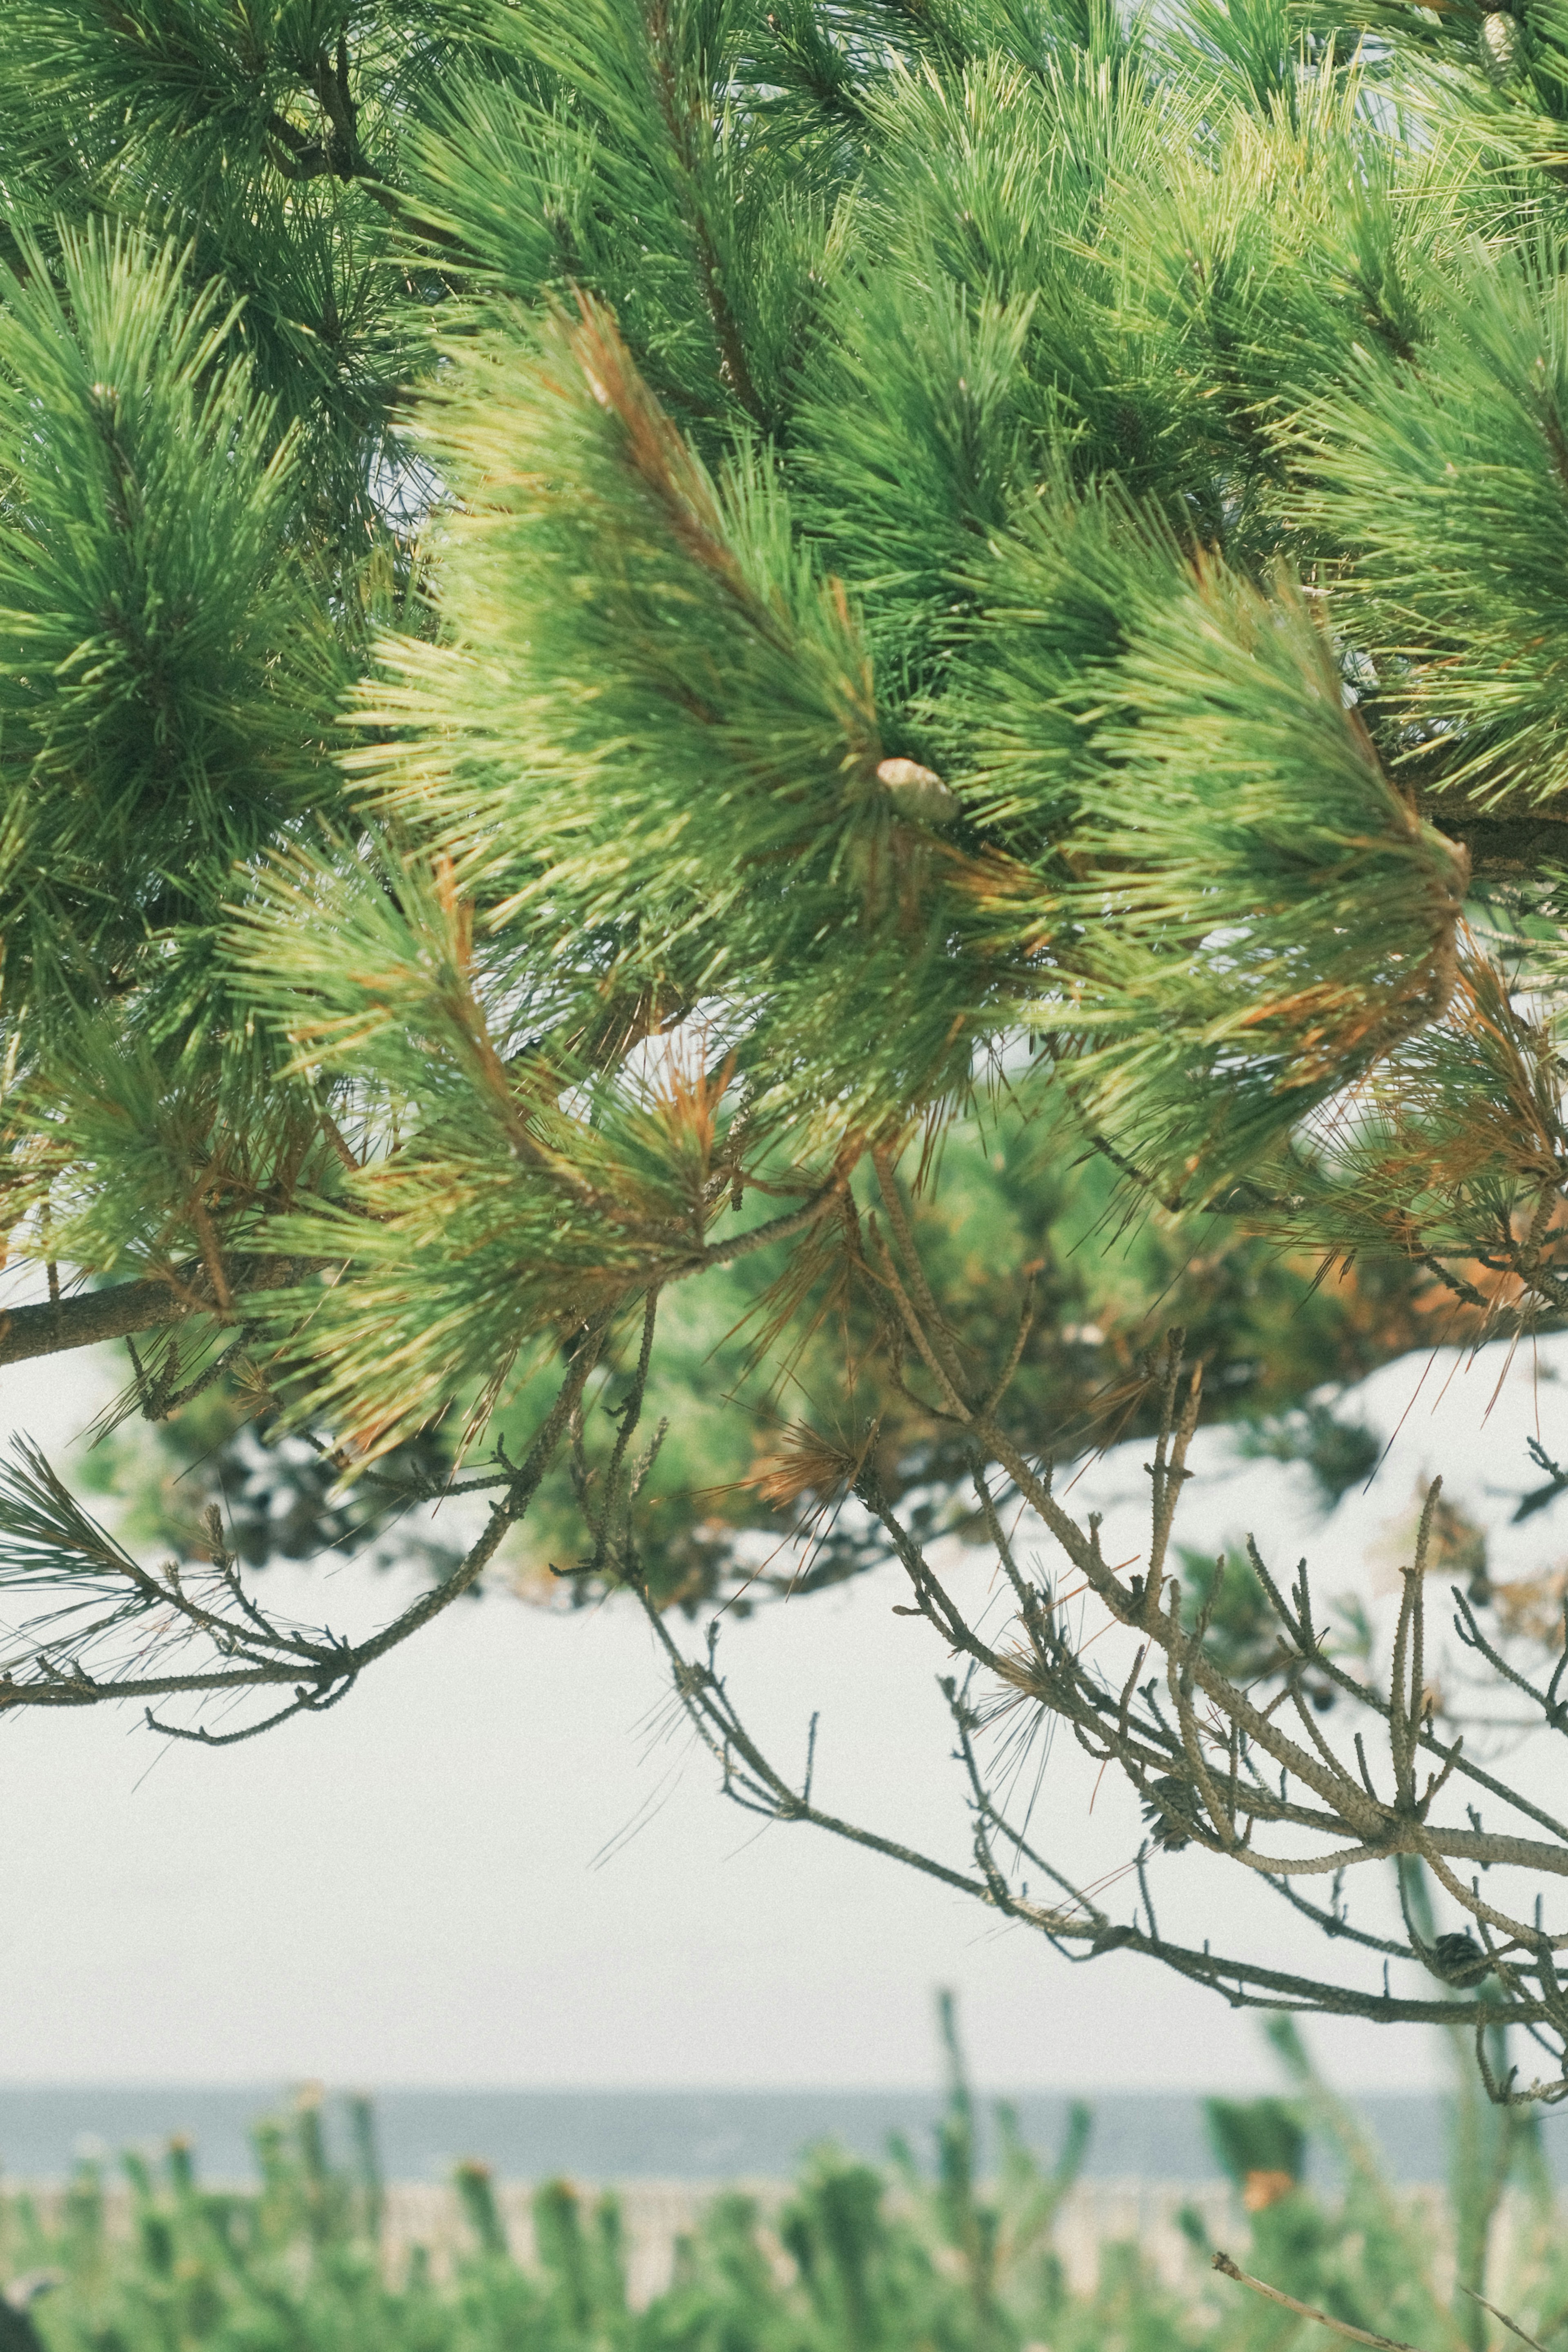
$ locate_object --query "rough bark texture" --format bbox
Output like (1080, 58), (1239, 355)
(0, 1258), (319, 1367)
(1421, 799), (1568, 878)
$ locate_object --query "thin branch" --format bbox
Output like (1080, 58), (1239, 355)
(1212, 2252), (1425, 2350)
(0, 1316), (610, 1733)
(1459, 2285), (1552, 2352)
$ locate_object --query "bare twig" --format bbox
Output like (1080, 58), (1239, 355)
(1211, 2251), (1425, 2350)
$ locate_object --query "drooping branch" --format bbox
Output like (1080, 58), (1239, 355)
(638, 1188), (1568, 2103)
(0, 1314), (610, 1740)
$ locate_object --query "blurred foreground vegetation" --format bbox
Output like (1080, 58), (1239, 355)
(4, 2003), (1566, 2352)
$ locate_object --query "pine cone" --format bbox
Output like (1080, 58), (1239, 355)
(875, 757), (958, 824)
(1479, 10), (1526, 82)
(1142, 1775), (1204, 1852)
(1429, 1930), (1487, 1983)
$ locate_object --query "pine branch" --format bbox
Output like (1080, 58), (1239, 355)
(0, 1257), (327, 1369)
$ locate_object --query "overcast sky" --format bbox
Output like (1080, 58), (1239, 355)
(0, 1325), (1564, 2095)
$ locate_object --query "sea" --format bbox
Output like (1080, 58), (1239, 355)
(0, 2087), (1564, 2187)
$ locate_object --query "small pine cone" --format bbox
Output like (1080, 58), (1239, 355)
(1142, 1774), (1203, 1853)
(875, 757), (959, 824)
(1479, 10), (1526, 82)
(1430, 1930), (1487, 1982)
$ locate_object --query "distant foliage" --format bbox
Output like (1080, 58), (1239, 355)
(4, 2008), (1564, 2352)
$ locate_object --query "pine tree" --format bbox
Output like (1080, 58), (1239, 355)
(5, 0), (1568, 2095)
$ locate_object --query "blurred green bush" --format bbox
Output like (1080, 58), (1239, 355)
(4, 2004), (1564, 2352)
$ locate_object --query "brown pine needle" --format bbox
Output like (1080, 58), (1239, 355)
(1211, 2252), (1425, 2350)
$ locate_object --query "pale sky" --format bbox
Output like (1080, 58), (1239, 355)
(0, 1326), (1564, 2093)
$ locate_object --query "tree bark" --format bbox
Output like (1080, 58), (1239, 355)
(0, 1258), (318, 1368)
(1421, 799), (1568, 879)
